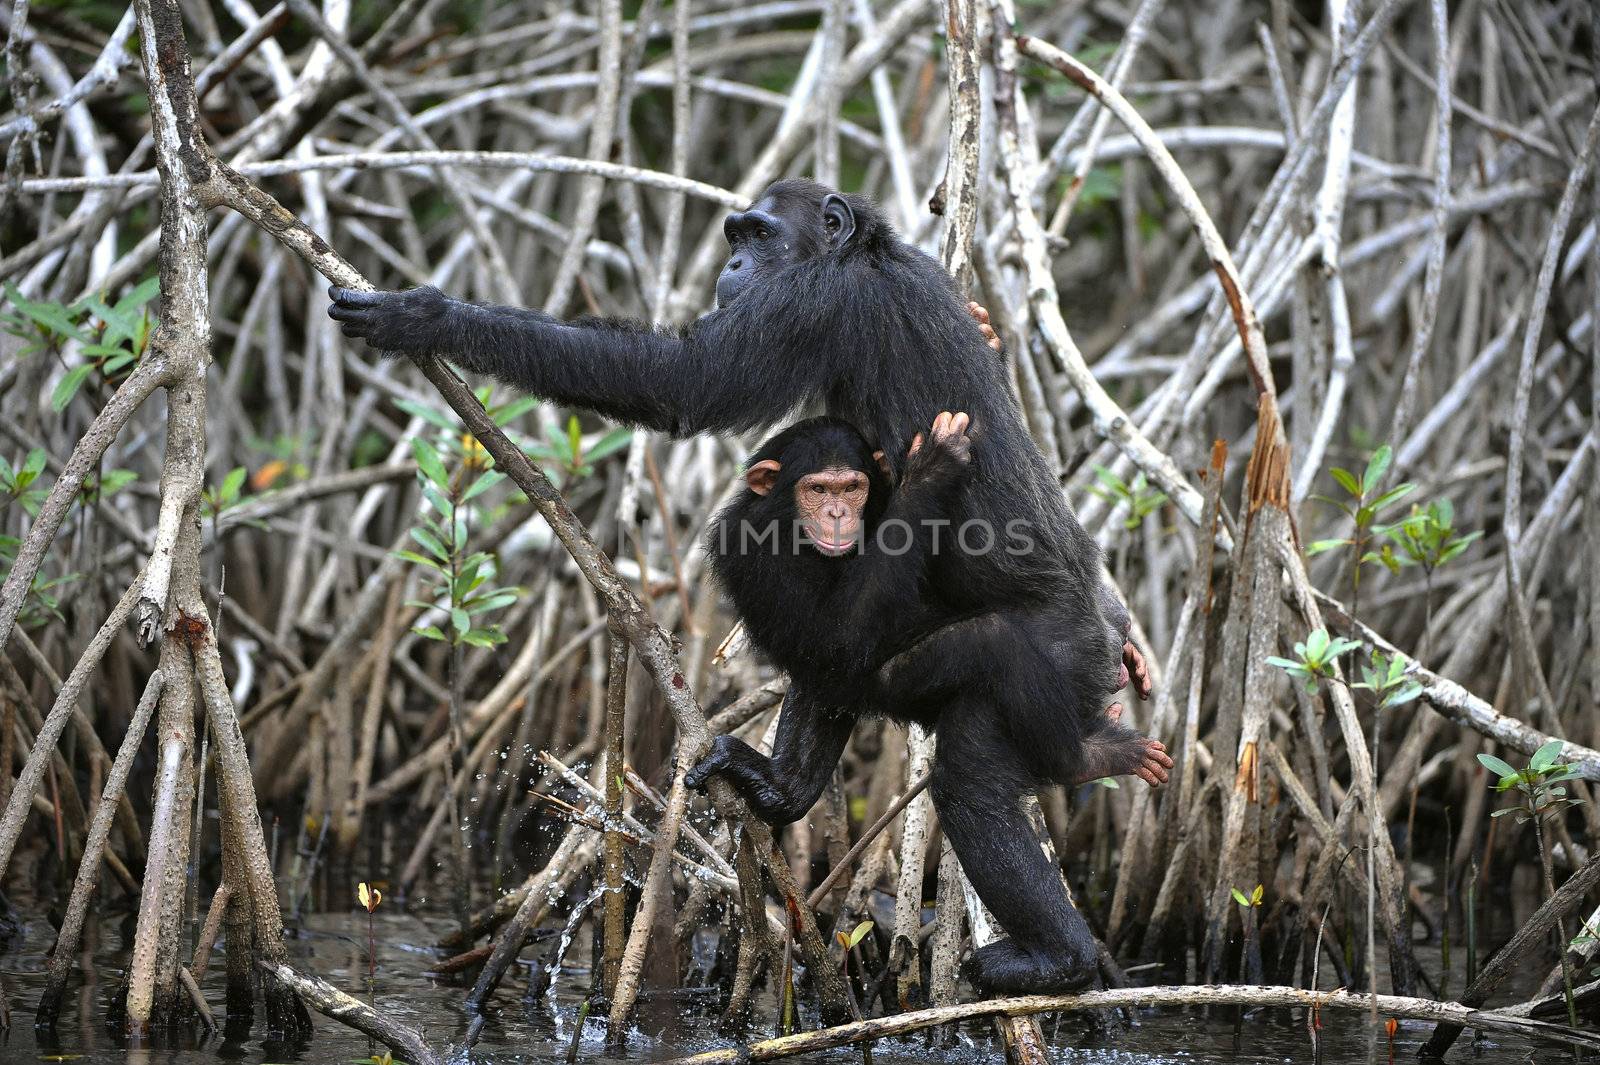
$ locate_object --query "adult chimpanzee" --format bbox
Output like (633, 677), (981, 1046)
(328, 179), (1154, 990)
(691, 412), (1169, 991)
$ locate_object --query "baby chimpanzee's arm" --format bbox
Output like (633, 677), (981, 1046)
(840, 411), (972, 639)
(684, 688), (854, 826)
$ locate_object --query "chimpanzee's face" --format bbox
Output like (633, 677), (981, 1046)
(791, 466), (870, 556)
(716, 195), (799, 307)
(743, 457), (871, 557)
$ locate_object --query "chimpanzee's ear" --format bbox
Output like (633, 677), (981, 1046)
(872, 450), (892, 478)
(821, 194), (856, 246)
(745, 459), (782, 496)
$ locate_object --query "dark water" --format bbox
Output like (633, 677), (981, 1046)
(0, 905), (1579, 1064)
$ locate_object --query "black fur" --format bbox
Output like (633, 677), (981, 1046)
(329, 180), (1140, 992)
(692, 419), (1158, 994)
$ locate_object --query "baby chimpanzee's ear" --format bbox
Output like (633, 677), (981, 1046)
(872, 450), (891, 478)
(745, 459), (782, 495)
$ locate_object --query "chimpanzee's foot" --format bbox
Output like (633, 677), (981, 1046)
(1073, 705), (1172, 787)
(963, 938), (1097, 994)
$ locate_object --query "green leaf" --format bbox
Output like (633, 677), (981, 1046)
(114, 275), (160, 314)
(421, 483), (453, 519)
(1362, 446), (1393, 494)
(412, 624), (447, 641)
(409, 526), (449, 561)
(394, 398), (462, 433)
(1370, 483), (1417, 512)
(1329, 467), (1360, 497)
(1529, 739), (1565, 774)
(1326, 637), (1363, 659)
(20, 449), (46, 481)
(220, 466), (248, 503)
(450, 607), (470, 635)
(50, 364), (94, 411)
(1476, 754), (1518, 781)
(1231, 888), (1250, 908)
(412, 438), (449, 489)
(1265, 655), (1305, 671)
(4, 283), (88, 341)
(465, 590), (520, 614)
(567, 415), (583, 463)
(586, 426), (635, 463)
(1092, 466), (1127, 494)
(845, 920), (874, 948)
(462, 469), (505, 502)
(490, 394), (541, 426)
(392, 549), (444, 569)
(461, 628), (506, 648)
(1384, 682), (1423, 708)
(95, 469), (137, 496)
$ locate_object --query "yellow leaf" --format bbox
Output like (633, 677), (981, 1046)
(251, 459), (287, 491)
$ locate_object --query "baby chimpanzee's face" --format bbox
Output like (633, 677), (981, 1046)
(792, 466), (870, 555)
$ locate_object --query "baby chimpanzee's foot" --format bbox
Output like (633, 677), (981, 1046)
(962, 938), (1097, 994)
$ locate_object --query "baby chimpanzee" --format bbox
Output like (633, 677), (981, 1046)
(692, 413), (1170, 993)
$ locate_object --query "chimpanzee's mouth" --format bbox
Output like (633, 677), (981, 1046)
(809, 536), (857, 556)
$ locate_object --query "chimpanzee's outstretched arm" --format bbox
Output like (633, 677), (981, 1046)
(327, 285), (836, 436)
(683, 688), (855, 827)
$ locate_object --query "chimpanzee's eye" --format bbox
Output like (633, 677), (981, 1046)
(811, 484), (825, 494)
(754, 226), (770, 241)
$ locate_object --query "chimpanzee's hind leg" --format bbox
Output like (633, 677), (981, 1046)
(932, 706), (1099, 994)
(1073, 707), (1172, 787)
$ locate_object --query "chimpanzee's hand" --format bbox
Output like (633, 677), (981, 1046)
(966, 301), (1002, 353)
(904, 411), (972, 484)
(683, 734), (740, 791)
(1122, 639), (1152, 700)
(327, 284), (451, 356)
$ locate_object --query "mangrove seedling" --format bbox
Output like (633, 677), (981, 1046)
(1267, 627), (1362, 692)
(1306, 444), (1415, 621)
(1479, 739), (1588, 1023)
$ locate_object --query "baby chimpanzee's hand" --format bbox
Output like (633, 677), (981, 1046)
(904, 411), (973, 483)
(328, 284), (451, 355)
(908, 407), (966, 463)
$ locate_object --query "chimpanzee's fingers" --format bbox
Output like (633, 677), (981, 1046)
(1136, 767), (1160, 787)
(329, 285), (383, 306)
(1124, 640), (1153, 700)
(950, 412), (970, 435)
(1105, 702), (1123, 724)
(327, 303), (364, 322)
(908, 432), (924, 457)
(967, 301), (990, 324)
(684, 754), (724, 790)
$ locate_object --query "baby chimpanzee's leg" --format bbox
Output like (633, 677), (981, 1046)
(1074, 704), (1173, 787)
(933, 706), (1099, 994)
